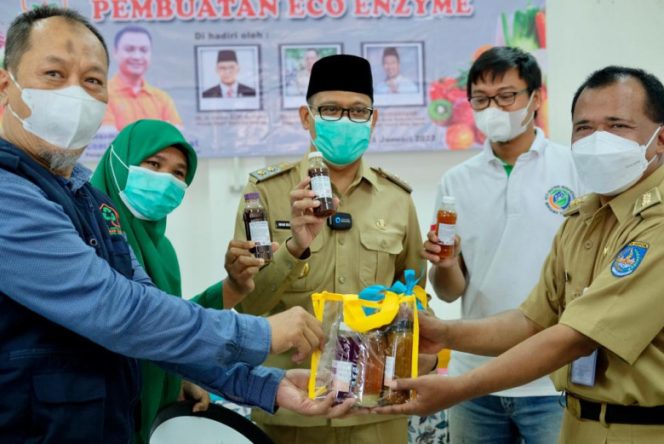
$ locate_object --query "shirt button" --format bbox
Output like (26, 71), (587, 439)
(338, 238), (344, 245)
(584, 241), (593, 249)
(338, 276), (346, 284)
(89, 238), (99, 247)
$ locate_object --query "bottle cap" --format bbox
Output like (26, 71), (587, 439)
(244, 192), (260, 201)
(442, 196), (456, 205)
(308, 151), (324, 159)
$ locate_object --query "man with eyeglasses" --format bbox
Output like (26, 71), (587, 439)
(421, 46), (583, 443)
(231, 54), (428, 444)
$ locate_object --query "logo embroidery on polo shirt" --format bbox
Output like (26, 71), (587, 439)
(99, 203), (123, 236)
(545, 185), (575, 214)
(611, 241), (649, 277)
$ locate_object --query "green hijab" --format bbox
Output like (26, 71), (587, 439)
(91, 119), (197, 296)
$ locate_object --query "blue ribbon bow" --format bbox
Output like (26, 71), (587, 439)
(358, 269), (424, 315)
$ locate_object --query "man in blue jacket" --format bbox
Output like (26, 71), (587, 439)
(0, 6), (350, 442)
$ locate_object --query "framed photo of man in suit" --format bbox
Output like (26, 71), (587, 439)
(196, 45), (261, 111)
(362, 42), (425, 107)
(279, 44), (342, 109)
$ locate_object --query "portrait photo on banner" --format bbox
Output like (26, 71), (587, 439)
(280, 44), (343, 109)
(363, 42), (425, 107)
(195, 45), (261, 111)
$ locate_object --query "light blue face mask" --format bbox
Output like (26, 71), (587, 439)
(110, 148), (187, 221)
(311, 114), (372, 167)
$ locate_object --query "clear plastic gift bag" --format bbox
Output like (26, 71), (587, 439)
(308, 271), (427, 407)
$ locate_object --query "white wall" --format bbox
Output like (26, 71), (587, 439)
(547, 0), (664, 146)
(159, 0), (664, 320)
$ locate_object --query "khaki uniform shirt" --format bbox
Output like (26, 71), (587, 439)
(520, 166), (664, 412)
(233, 155), (426, 427)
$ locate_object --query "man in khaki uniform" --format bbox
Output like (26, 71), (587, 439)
(371, 66), (664, 443)
(232, 55), (428, 443)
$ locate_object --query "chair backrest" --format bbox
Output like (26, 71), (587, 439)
(150, 401), (273, 444)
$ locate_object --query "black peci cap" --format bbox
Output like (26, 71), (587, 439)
(217, 50), (238, 63)
(306, 54), (373, 101)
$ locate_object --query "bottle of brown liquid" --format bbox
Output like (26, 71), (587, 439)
(332, 322), (360, 403)
(383, 318), (414, 404)
(436, 195), (457, 259)
(243, 192), (272, 263)
(308, 151), (336, 218)
(357, 328), (387, 407)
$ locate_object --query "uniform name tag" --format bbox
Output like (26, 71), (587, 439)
(275, 220), (291, 230)
(570, 349), (598, 387)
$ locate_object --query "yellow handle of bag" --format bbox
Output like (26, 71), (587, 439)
(342, 292), (401, 333)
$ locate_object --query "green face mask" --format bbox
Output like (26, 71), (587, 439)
(119, 166), (187, 221)
(111, 148), (187, 221)
(311, 115), (372, 167)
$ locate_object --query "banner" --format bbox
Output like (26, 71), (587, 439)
(0, 0), (547, 158)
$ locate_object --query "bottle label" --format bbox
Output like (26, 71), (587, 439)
(438, 223), (455, 246)
(332, 360), (353, 392)
(311, 175), (333, 199)
(383, 356), (396, 386)
(249, 220), (271, 246)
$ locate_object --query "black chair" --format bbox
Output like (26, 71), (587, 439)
(150, 401), (273, 444)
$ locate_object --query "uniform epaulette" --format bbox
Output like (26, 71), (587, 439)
(249, 162), (295, 183)
(563, 196), (585, 217)
(633, 187), (662, 216)
(371, 167), (412, 193)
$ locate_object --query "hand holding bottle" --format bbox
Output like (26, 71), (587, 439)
(287, 177), (339, 258)
(422, 230), (461, 268)
(223, 239), (279, 308)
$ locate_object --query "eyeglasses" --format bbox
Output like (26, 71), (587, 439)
(315, 105), (374, 123)
(469, 88), (529, 111)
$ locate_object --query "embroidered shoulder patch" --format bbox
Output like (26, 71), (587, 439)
(545, 185), (575, 214)
(611, 241), (649, 277)
(99, 203), (123, 236)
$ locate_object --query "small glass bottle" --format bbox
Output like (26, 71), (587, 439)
(308, 151), (336, 217)
(436, 195), (457, 259)
(357, 328), (387, 407)
(332, 322), (360, 403)
(383, 318), (414, 404)
(242, 192), (272, 263)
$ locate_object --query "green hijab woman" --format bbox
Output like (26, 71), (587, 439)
(91, 119), (222, 443)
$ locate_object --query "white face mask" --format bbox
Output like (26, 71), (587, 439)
(473, 93), (534, 142)
(571, 128), (661, 196)
(7, 72), (107, 150)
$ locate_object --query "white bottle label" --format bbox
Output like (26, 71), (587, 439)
(249, 220), (271, 246)
(332, 360), (353, 392)
(438, 223), (455, 246)
(384, 356), (396, 386)
(311, 175), (333, 199)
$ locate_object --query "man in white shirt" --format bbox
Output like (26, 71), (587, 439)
(424, 46), (583, 443)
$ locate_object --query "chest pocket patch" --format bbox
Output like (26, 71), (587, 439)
(611, 241), (649, 277)
(359, 230), (403, 287)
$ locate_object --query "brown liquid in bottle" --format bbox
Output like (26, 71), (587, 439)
(358, 329), (387, 407)
(308, 167), (336, 218)
(384, 319), (414, 404)
(436, 208), (457, 259)
(243, 200), (272, 263)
